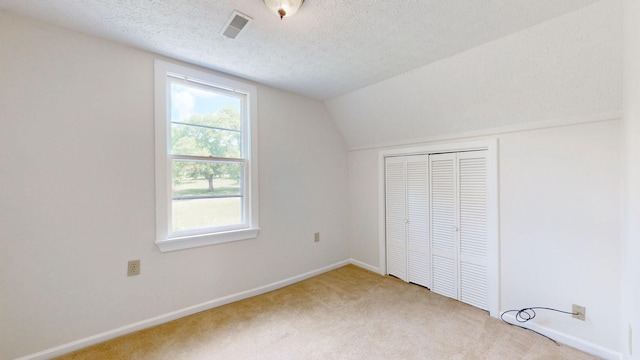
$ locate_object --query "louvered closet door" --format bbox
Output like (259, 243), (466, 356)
(429, 153), (458, 299)
(385, 157), (407, 281)
(458, 151), (488, 310)
(406, 156), (430, 288)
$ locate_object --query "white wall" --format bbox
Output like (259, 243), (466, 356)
(0, 12), (349, 359)
(348, 149), (380, 269)
(347, 119), (622, 356)
(623, 1), (640, 358)
(340, 0), (623, 356)
(499, 120), (621, 353)
(325, 0), (622, 150)
(0, 0), (626, 358)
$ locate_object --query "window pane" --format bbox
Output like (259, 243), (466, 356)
(170, 82), (242, 158)
(171, 160), (244, 231)
(172, 197), (242, 231)
(171, 123), (241, 158)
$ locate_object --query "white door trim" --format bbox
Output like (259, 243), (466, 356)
(378, 138), (500, 317)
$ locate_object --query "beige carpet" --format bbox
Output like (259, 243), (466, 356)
(55, 265), (599, 359)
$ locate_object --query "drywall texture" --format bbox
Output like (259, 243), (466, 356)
(0, 13), (349, 359)
(348, 149), (380, 269)
(0, 0), (600, 100)
(326, 0), (622, 150)
(342, 0), (623, 354)
(623, 1), (640, 358)
(347, 119), (622, 355)
(499, 120), (621, 353)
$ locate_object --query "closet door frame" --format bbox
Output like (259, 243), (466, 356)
(378, 139), (500, 318)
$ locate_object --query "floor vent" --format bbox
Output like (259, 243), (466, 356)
(221, 11), (252, 39)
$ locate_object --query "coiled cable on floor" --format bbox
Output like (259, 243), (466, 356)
(500, 307), (578, 345)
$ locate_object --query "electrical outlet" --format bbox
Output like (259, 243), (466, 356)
(572, 304), (585, 321)
(127, 260), (140, 276)
(314, 232), (320, 242)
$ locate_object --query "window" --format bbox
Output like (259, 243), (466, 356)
(155, 60), (259, 252)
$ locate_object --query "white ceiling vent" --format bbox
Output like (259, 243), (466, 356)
(221, 11), (252, 39)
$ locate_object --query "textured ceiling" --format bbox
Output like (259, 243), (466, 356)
(0, 0), (600, 100)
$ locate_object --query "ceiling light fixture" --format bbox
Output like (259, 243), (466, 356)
(264, 0), (304, 20)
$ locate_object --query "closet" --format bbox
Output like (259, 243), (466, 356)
(385, 150), (489, 311)
(385, 155), (430, 288)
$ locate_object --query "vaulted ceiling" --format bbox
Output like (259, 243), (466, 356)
(0, 0), (600, 100)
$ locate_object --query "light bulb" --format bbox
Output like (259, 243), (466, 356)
(264, 0), (304, 20)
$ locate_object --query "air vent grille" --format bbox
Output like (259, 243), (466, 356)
(221, 11), (252, 39)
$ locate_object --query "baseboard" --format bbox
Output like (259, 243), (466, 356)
(16, 259), (351, 360)
(349, 258), (381, 274)
(501, 313), (622, 360)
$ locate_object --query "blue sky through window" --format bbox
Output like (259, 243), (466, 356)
(170, 83), (241, 123)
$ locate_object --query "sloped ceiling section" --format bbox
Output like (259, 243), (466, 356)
(326, 0), (622, 150)
(0, 0), (600, 100)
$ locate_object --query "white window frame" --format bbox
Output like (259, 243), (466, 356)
(154, 60), (259, 252)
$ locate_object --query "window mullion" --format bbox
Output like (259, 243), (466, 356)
(171, 120), (241, 133)
(155, 59), (259, 252)
(171, 154), (246, 164)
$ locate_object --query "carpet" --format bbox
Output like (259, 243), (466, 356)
(55, 265), (599, 359)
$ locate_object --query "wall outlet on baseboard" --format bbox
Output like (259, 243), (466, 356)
(314, 232), (320, 242)
(127, 260), (140, 276)
(572, 304), (585, 321)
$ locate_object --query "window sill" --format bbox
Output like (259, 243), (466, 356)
(155, 227), (260, 252)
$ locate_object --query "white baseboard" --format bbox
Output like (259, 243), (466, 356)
(349, 258), (381, 274)
(16, 260), (351, 360)
(20, 261), (621, 360)
(501, 313), (622, 360)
